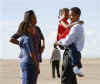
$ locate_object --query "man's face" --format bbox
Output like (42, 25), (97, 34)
(69, 10), (80, 22)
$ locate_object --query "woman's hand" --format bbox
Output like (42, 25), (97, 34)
(40, 46), (45, 54)
(10, 38), (19, 45)
(36, 64), (40, 74)
(31, 52), (40, 74)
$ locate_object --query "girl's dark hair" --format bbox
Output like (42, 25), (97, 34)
(58, 8), (69, 18)
(70, 7), (81, 16)
(62, 8), (69, 12)
(58, 9), (62, 18)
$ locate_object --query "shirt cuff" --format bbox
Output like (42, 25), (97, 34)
(58, 39), (65, 45)
(58, 39), (68, 48)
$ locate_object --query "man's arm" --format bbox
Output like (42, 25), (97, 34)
(58, 24), (79, 47)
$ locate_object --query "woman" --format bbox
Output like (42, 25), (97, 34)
(10, 10), (45, 62)
(10, 10), (41, 84)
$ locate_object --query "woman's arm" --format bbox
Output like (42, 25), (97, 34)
(36, 26), (45, 53)
(30, 52), (40, 74)
(9, 33), (20, 45)
(10, 38), (19, 45)
(40, 39), (45, 54)
(27, 38), (40, 74)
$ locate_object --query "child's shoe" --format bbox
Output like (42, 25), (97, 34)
(73, 66), (84, 77)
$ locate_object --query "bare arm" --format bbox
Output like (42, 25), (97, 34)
(9, 33), (20, 45)
(26, 38), (40, 74)
(36, 26), (45, 53)
(10, 38), (19, 45)
(30, 52), (40, 74)
(40, 39), (45, 53)
(60, 20), (84, 29)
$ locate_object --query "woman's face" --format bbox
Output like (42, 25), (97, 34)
(31, 14), (37, 25)
(24, 13), (37, 25)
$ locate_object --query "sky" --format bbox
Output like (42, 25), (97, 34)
(0, 0), (100, 59)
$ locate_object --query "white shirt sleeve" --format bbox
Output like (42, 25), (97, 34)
(59, 24), (79, 47)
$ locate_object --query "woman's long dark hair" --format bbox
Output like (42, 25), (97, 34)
(17, 10), (35, 36)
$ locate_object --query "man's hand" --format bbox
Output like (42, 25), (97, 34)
(59, 44), (64, 50)
(55, 42), (64, 50)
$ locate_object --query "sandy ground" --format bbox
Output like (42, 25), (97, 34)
(0, 58), (100, 84)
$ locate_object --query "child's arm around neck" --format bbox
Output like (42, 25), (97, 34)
(60, 20), (84, 29)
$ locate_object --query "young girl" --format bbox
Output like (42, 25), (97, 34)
(56, 8), (84, 77)
(57, 8), (83, 41)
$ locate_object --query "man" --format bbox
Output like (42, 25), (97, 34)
(56, 7), (85, 84)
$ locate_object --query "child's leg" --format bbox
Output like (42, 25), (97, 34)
(70, 43), (82, 68)
(73, 66), (84, 77)
(69, 44), (84, 77)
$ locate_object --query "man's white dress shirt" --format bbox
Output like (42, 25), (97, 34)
(59, 24), (85, 52)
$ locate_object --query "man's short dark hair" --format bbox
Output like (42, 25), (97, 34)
(70, 7), (81, 16)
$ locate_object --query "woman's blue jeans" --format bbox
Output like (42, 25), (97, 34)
(20, 63), (37, 84)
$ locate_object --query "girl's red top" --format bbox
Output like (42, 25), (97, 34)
(57, 18), (70, 41)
